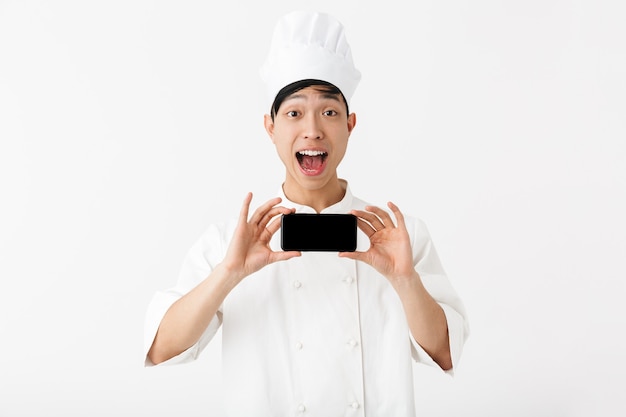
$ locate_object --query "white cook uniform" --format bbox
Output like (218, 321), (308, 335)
(144, 183), (469, 417)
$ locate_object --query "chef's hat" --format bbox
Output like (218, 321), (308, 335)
(260, 11), (361, 108)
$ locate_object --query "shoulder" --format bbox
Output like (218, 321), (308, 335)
(349, 195), (370, 211)
(189, 218), (238, 267)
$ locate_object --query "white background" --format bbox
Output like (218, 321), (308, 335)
(1, 1), (625, 416)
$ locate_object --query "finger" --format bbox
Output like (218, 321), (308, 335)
(259, 206), (294, 230)
(351, 209), (385, 231)
(338, 250), (370, 265)
(264, 210), (289, 235)
(355, 217), (376, 238)
(249, 197), (283, 225)
(387, 201), (406, 229)
(271, 250), (301, 263)
(238, 192), (253, 225)
(365, 205), (396, 228)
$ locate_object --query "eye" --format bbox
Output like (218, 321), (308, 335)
(323, 109), (338, 117)
(286, 110), (299, 118)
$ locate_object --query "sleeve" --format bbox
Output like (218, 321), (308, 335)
(143, 222), (234, 367)
(406, 217), (470, 375)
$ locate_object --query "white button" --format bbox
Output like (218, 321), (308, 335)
(348, 339), (358, 347)
(298, 404), (306, 412)
(296, 342), (303, 350)
(351, 401), (360, 409)
(344, 276), (354, 284)
(293, 280), (302, 289)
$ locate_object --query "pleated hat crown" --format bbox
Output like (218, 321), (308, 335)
(260, 11), (361, 108)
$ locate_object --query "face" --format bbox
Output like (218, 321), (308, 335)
(264, 86), (356, 198)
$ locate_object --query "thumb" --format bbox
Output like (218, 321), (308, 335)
(338, 251), (369, 264)
(272, 251), (302, 263)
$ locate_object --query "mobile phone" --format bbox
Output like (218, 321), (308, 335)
(281, 213), (357, 252)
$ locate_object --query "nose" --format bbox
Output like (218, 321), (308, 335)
(302, 113), (323, 140)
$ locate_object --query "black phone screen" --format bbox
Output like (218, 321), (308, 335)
(280, 213), (357, 252)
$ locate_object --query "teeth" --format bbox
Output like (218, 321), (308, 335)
(298, 150), (326, 156)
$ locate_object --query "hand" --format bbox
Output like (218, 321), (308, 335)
(221, 193), (301, 282)
(339, 202), (417, 282)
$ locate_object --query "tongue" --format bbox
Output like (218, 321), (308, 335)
(301, 155), (323, 171)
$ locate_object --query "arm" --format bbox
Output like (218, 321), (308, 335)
(388, 271), (452, 370)
(147, 193), (301, 365)
(339, 202), (452, 370)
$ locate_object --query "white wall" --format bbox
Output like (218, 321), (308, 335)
(1, 1), (624, 416)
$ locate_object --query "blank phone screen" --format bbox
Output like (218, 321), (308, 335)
(281, 213), (357, 252)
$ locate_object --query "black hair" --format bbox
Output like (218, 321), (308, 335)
(270, 79), (349, 122)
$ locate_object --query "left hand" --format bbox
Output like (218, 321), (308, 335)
(339, 202), (417, 282)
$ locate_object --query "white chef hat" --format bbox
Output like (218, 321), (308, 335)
(260, 11), (361, 109)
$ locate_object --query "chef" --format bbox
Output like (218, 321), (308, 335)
(144, 10), (469, 417)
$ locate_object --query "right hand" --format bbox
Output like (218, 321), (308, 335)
(220, 193), (301, 282)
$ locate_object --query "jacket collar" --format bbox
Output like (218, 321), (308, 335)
(278, 179), (354, 214)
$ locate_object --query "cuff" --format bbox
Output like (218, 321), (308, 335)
(410, 303), (469, 376)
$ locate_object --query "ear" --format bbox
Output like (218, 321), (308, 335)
(264, 114), (275, 143)
(347, 113), (357, 134)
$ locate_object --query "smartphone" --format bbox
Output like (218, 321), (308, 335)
(281, 213), (357, 252)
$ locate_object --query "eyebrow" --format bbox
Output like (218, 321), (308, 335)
(283, 92), (342, 103)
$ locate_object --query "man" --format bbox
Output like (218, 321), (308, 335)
(144, 10), (468, 416)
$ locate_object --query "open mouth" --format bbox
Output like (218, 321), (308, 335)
(296, 150), (328, 176)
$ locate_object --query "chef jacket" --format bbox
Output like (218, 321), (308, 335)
(144, 183), (469, 417)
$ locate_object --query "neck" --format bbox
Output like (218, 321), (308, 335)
(282, 178), (347, 213)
